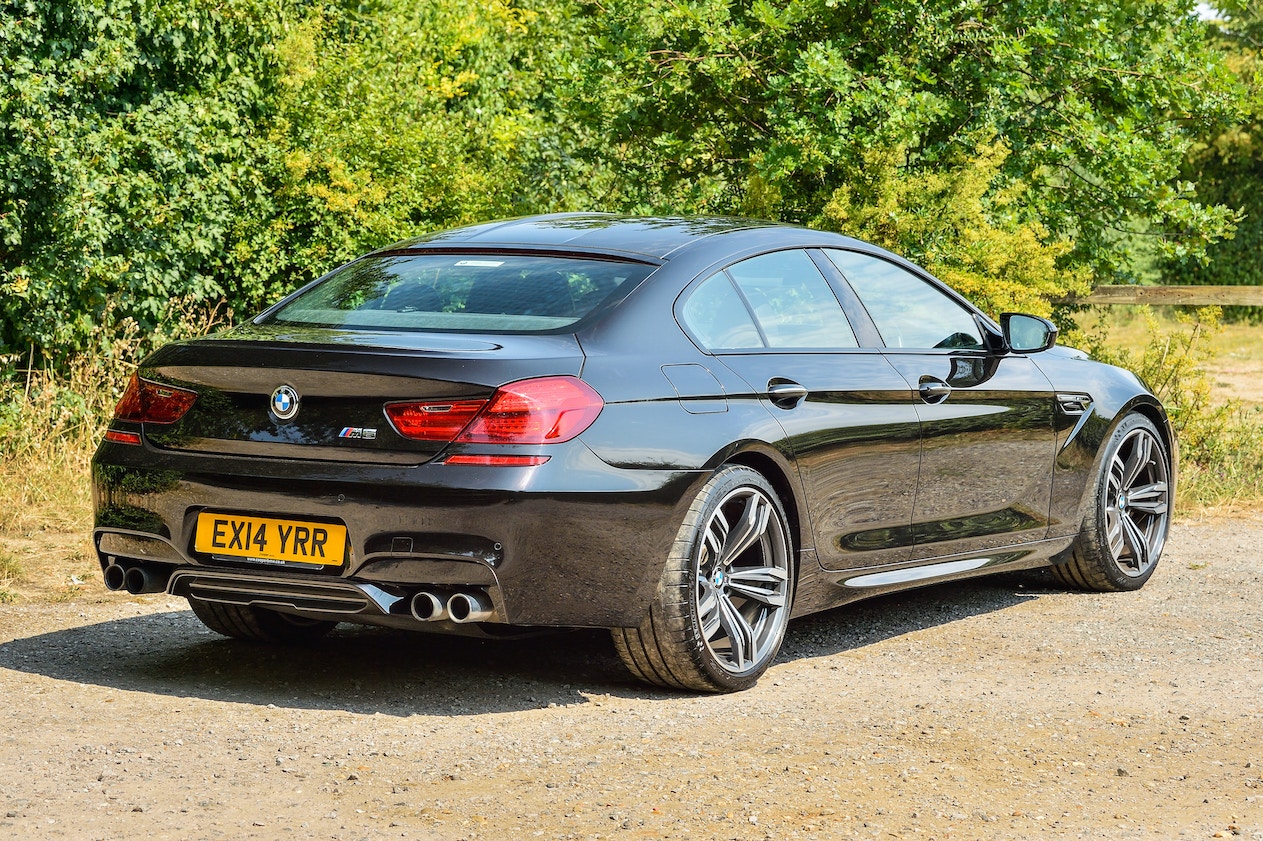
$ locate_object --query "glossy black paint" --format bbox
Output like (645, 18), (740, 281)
(92, 214), (1174, 638)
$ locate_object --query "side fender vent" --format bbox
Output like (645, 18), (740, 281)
(1057, 393), (1092, 416)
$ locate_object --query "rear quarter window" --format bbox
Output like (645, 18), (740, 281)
(680, 249), (858, 351)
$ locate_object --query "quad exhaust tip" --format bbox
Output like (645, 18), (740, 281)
(410, 589), (494, 623)
(103, 563), (127, 592)
(123, 565), (161, 595)
(447, 590), (493, 623)
(103, 561), (170, 595)
(409, 591), (449, 622)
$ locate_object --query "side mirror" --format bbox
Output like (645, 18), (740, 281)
(1001, 313), (1058, 353)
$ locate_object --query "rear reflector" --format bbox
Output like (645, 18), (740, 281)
(104, 429), (143, 446)
(113, 374), (198, 424)
(386, 377), (603, 445)
(443, 454), (550, 467)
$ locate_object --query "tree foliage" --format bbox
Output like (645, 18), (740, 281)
(568, 0), (1242, 310)
(229, 0), (592, 310)
(0, 0), (1250, 363)
(817, 140), (1089, 318)
(1161, 0), (1263, 314)
(0, 0), (291, 363)
(0, 0), (587, 362)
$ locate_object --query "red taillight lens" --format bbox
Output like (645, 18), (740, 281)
(384, 399), (488, 442)
(456, 377), (603, 444)
(113, 374), (198, 424)
(113, 374), (145, 421)
(385, 377), (603, 445)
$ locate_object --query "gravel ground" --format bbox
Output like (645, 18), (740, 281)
(0, 516), (1260, 840)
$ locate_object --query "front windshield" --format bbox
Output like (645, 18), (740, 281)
(262, 252), (657, 333)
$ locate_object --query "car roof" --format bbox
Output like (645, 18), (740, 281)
(372, 213), (871, 262)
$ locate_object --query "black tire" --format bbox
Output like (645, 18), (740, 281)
(188, 597), (337, 643)
(1052, 413), (1172, 592)
(613, 465), (794, 693)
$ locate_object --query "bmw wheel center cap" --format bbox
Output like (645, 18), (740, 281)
(271, 385), (300, 420)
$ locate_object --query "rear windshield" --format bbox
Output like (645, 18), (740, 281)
(261, 253), (657, 333)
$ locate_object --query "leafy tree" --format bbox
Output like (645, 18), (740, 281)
(1, 0), (1248, 364)
(568, 0), (1244, 310)
(228, 0), (594, 311)
(0, 0), (293, 364)
(0, 0), (590, 362)
(1161, 0), (1263, 316)
(818, 140), (1090, 317)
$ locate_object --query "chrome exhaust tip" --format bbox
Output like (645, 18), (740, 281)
(410, 591), (449, 622)
(447, 590), (493, 624)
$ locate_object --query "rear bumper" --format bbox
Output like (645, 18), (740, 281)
(92, 438), (705, 629)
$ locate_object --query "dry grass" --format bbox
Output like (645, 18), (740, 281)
(0, 551), (21, 603)
(0, 358), (125, 602)
(1075, 306), (1263, 513)
(0, 301), (230, 603)
(1084, 307), (1263, 409)
(0, 552), (22, 581)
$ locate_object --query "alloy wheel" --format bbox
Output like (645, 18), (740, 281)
(1104, 426), (1170, 576)
(694, 485), (792, 674)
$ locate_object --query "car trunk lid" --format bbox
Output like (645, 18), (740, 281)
(134, 326), (586, 464)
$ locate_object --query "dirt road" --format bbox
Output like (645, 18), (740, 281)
(1, 516), (1260, 840)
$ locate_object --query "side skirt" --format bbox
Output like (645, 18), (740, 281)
(791, 535), (1078, 617)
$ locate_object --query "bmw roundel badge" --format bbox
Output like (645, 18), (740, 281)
(270, 385), (300, 421)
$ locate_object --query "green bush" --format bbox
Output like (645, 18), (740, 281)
(816, 141), (1092, 317)
(0, 0), (293, 365)
(1161, 1), (1263, 320)
(227, 0), (593, 312)
(0, 0), (592, 363)
(566, 0), (1242, 284)
(1069, 308), (1263, 508)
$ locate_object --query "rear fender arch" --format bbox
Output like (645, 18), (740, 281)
(702, 441), (812, 560)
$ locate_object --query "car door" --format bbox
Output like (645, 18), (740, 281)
(821, 249), (1058, 561)
(677, 248), (922, 570)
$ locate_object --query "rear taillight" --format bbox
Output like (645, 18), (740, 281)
(385, 376), (603, 446)
(383, 399), (487, 442)
(113, 374), (198, 425)
(457, 377), (603, 444)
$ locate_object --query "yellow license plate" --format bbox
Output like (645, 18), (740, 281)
(194, 513), (347, 566)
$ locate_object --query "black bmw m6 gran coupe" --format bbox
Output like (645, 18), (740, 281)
(93, 214), (1173, 692)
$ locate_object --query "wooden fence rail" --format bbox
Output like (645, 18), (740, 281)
(1067, 285), (1263, 306)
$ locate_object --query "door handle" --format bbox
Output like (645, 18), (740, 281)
(918, 379), (952, 404)
(767, 380), (808, 409)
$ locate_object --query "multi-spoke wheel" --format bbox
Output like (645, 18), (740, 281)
(612, 465), (794, 692)
(1053, 413), (1172, 592)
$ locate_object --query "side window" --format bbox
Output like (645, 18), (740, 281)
(725, 250), (858, 348)
(681, 273), (764, 350)
(824, 250), (983, 350)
